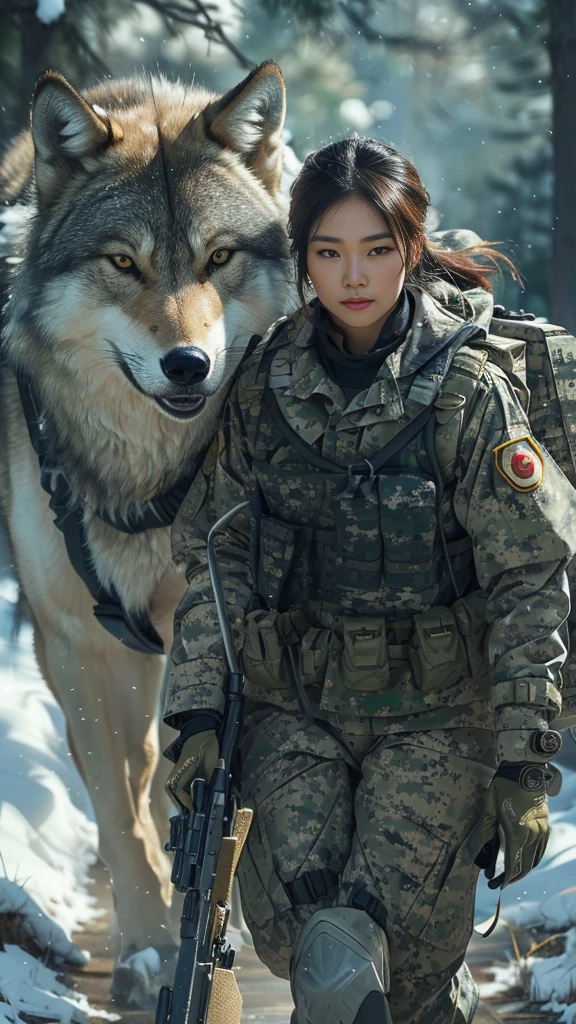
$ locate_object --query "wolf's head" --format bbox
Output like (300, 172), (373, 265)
(3, 62), (294, 441)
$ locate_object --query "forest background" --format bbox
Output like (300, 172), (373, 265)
(0, 0), (574, 331)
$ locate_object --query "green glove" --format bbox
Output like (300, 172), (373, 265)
(165, 730), (220, 811)
(481, 774), (550, 889)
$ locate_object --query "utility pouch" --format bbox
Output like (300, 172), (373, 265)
(301, 627), (330, 685)
(330, 615), (390, 692)
(241, 610), (294, 689)
(409, 607), (467, 693)
(333, 490), (383, 593)
(255, 516), (297, 610)
(451, 592), (489, 683)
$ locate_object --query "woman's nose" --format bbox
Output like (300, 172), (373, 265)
(343, 259), (368, 287)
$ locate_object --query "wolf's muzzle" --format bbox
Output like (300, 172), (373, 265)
(161, 347), (210, 387)
(154, 347), (211, 418)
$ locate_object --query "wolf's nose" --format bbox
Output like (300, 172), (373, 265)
(161, 347), (210, 386)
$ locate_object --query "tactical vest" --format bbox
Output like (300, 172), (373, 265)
(240, 310), (576, 729)
(239, 318), (495, 721)
(247, 320), (484, 615)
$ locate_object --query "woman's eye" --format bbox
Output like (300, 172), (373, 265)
(318, 249), (339, 258)
(210, 248), (233, 267)
(108, 254), (140, 276)
(369, 246), (392, 256)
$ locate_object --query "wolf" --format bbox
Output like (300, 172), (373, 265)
(0, 61), (295, 1007)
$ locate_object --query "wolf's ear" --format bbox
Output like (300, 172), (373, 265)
(204, 61), (286, 194)
(31, 71), (123, 209)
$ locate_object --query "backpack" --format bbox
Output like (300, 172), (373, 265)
(481, 305), (576, 731)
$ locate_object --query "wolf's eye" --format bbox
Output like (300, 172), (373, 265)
(109, 254), (137, 274)
(210, 248), (232, 267)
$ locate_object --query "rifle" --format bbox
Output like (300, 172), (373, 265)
(155, 501), (253, 1024)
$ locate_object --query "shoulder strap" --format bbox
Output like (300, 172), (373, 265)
(263, 387), (434, 477)
(262, 319), (482, 479)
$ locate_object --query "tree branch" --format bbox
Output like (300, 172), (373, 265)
(339, 0), (454, 55)
(137, 0), (253, 67)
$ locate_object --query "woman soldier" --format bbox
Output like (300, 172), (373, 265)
(163, 137), (576, 1024)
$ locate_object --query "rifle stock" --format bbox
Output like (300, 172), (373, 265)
(156, 502), (252, 1024)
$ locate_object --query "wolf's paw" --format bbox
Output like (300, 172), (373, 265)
(110, 942), (179, 1010)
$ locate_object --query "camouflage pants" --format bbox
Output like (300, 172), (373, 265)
(236, 706), (496, 1024)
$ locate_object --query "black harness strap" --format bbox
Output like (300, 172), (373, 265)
(13, 334), (265, 655)
(261, 318), (483, 482)
(283, 868), (340, 906)
(13, 333), (265, 655)
(95, 470), (200, 533)
(15, 373), (209, 655)
(264, 387), (435, 479)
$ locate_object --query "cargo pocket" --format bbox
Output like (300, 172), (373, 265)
(242, 610), (293, 689)
(418, 826), (481, 954)
(408, 606), (467, 693)
(452, 592), (489, 683)
(328, 615), (390, 692)
(365, 813), (451, 942)
(256, 516), (298, 610)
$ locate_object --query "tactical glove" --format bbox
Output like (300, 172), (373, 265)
(480, 774), (550, 889)
(165, 729), (219, 811)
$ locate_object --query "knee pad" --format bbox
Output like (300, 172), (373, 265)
(291, 907), (392, 1024)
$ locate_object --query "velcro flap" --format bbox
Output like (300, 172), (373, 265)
(492, 679), (562, 712)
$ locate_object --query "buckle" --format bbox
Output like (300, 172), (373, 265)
(348, 459), (375, 485)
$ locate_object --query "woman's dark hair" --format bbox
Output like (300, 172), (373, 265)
(288, 136), (519, 308)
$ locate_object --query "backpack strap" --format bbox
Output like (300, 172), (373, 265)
(263, 386), (435, 481)
(259, 319), (484, 484)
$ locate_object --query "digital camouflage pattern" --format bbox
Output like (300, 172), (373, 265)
(164, 280), (576, 1023)
(235, 708), (495, 1023)
(490, 313), (576, 729)
(165, 284), (576, 761)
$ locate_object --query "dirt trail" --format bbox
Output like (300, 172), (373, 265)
(65, 862), (555, 1023)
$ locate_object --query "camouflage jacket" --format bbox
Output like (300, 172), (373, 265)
(164, 285), (576, 765)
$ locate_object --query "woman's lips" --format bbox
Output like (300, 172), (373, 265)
(341, 298), (374, 311)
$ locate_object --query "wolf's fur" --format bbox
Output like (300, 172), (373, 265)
(0, 62), (294, 1006)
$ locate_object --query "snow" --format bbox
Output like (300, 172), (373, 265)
(531, 927), (576, 1006)
(0, 206), (31, 265)
(477, 927), (576, 1021)
(0, 584), (98, 934)
(35, 0), (65, 25)
(0, 582), (101, 1021)
(0, 944), (118, 1024)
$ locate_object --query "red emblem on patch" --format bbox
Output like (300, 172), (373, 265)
(493, 435), (544, 491)
(511, 452), (535, 479)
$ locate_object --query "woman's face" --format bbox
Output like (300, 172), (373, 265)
(306, 195), (406, 342)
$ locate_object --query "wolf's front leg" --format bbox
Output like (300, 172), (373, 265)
(33, 615), (179, 1009)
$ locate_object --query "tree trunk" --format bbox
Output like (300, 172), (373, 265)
(549, 0), (576, 332)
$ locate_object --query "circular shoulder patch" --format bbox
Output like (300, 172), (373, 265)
(493, 435), (544, 491)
